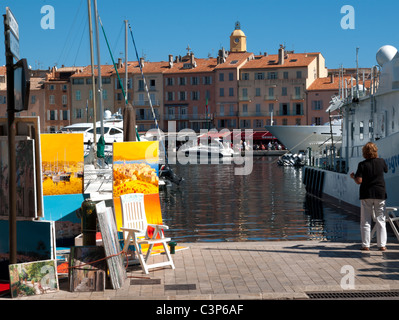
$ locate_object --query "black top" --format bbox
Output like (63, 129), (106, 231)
(355, 158), (388, 200)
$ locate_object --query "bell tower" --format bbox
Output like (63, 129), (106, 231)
(230, 21), (247, 53)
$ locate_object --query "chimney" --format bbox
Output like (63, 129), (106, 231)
(330, 73), (334, 83)
(278, 44), (285, 65)
(117, 58), (123, 69)
(139, 57), (145, 68)
(168, 54), (173, 68)
(190, 52), (195, 66)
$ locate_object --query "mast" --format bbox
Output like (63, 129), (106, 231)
(87, 0), (97, 145)
(125, 20), (128, 104)
(93, 0), (104, 138)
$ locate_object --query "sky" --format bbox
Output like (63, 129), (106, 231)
(1, 0), (399, 71)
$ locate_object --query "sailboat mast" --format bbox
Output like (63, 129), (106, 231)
(87, 0), (97, 145)
(93, 0), (104, 138)
(125, 20), (128, 104)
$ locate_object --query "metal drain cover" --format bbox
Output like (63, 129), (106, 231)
(164, 284), (196, 290)
(306, 290), (399, 299)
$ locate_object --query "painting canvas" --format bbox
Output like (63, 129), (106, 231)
(68, 246), (107, 292)
(0, 116), (43, 217)
(41, 133), (84, 196)
(96, 201), (126, 289)
(112, 141), (159, 230)
(0, 138), (36, 219)
(9, 259), (58, 298)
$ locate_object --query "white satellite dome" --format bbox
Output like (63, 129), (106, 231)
(104, 110), (112, 119)
(376, 45), (398, 66)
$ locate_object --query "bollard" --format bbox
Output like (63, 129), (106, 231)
(169, 241), (177, 254)
(79, 199), (97, 246)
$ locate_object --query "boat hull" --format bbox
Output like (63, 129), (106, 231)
(265, 125), (342, 154)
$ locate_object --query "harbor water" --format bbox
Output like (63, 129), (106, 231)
(159, 156), (395, 243)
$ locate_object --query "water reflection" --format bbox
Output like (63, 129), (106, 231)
(159, 157), (364, 243)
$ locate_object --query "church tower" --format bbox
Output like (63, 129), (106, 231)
(230, 21), (247, 53)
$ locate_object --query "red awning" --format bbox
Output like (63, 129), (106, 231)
(231, 131), (275, 140)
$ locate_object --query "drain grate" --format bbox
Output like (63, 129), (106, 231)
(307, 290), (399, 300)
(164, 284), (196, 291)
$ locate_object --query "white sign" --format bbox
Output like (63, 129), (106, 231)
(6, 7), (19, 40)
(7, 30), (20, 61)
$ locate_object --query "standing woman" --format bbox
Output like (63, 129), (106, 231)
(350, 142), (388, 251)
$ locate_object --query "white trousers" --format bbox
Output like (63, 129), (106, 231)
(360, 199), (387, 248)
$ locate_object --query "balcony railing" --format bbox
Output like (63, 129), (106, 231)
(133, 100), (160, 107)
(264, 95), (278, 101)
(164, 113), (214, 121)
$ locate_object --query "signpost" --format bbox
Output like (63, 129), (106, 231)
(3, 7), (30, 265)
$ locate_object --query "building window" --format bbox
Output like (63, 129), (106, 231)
(72, 78), (84, 85)
(191, 91), (199, 100)
(255, 88), (261, 97)
(229, 88), (234, 96)
(203, 76), (212, 85)
(283, 71), (289, 79)
(179, 77), (186, 85)
(219, 73), (224, 82)
(282, 118), (288, 125)
(242, 88), (248, 99)
(312, 100), (323, 110)
(256, 104), (261, 114)
(296, 71), (302, 79)
(31, 95), (36, 104)
(63, 110), (69, 120)
(269, 103), (274, 113)
(295, 103), (302, 115)
(255, 72), (264, 80)
(219, 88), (224, 97)
(229, 73), (234, 81)
(102, 78), (111, 84)
(242, 104), (248, 114)
(62, 95), (67, 105)
(296, 118), (301, 125)
(76, 109), (82, 119)
(167, 78), (174, 86)
(220, 105), (224, 116)
(281, 103), (289, 115)
(267, 72), (278, 79)
(49, 84), (55, 90)
(50, 110), (56, 120)
(75, 90), (81, 101)
(167, 92), (174, 101)
(191, 76), (199, 85)
(179, 91), (186, 101)
(254, 119), (263, 128)
(103, 89), (108, 100)
(242, 73), (249, 80)
(49, 95), (55, 104)
(369, 120), (373, 138)
(282, 87), (287, 96)
(360, 121), (364, 140)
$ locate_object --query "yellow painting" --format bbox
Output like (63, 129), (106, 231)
(112, 141), (159, 197)
(41, 134), (84, 196)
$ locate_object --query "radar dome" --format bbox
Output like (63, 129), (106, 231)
(104, 110), (112, 119)
(376, 45), (398, 66)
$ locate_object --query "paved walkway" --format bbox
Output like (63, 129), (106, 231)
(5, 240), (399, 300)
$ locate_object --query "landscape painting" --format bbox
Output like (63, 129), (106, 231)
(9, 259), (58, 298)
(41, 134), (84, 196)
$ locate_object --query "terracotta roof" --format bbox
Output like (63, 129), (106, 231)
(163, 57), (218, 74)
(241, 52), (320, 70)
(70, 64), (115, 78)
(214, 52), (254, 69)
(114, 61), (170, 75)
(307, 75), (371, 91)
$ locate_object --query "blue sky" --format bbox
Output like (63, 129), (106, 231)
(1, 0), (399, 70)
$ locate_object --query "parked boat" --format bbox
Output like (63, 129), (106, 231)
(178, 138), (238, 158)
(303, 45), (399, 209)
(264, 119), (342, 155)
